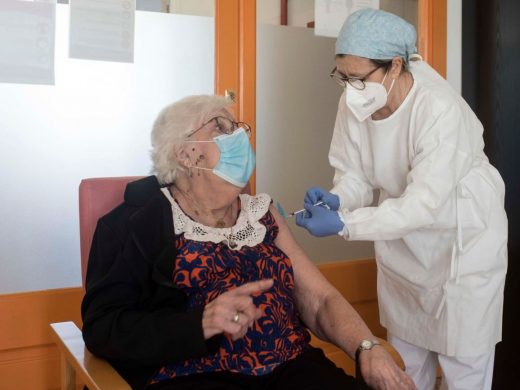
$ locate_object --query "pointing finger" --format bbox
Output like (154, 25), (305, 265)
(229, 279), (273, 296)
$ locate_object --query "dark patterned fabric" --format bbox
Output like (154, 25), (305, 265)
(151, 208), (310, 383)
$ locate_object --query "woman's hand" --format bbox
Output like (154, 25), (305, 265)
(360, 346), (417, 390)
(202, 279), (273, 341)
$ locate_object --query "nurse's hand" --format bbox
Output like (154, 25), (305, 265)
(360, 346), (417, 390)
(304, 187), (340, 211)
(295, 204), (344, 237)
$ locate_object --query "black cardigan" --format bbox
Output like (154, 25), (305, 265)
(81, 176), (221, 389)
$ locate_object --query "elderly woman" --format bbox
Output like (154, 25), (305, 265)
(81, 95), (414, 390)
(296, 8), (508, 390)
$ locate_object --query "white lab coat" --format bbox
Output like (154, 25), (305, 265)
(330, 60), (508, 357)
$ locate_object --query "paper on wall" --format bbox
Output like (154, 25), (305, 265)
(69, 0), (135, 63)
(315, 0), (379, 38)
(0, 0), (56, 85)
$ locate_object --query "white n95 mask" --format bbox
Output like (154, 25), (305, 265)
(345, 72), (395, 122)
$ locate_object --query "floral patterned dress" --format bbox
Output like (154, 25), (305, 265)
(151, 191), (310, 383)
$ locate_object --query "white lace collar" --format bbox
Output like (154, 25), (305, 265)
(161, 188), (271, 250)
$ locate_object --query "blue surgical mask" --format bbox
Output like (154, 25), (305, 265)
(186, 128), (255, 188)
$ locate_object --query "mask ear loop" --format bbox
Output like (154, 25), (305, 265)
(381, 69), (396, 96)
(381, 70), (389, 84)
(182, 140), (214, 177)
(387, 78), (396, 95)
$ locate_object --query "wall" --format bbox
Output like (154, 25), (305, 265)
(136, 0), (163, 12)
(257, 0), (315, 27)
(380, 0), (418, 26)
(256, 1), (460, 263)
(258, 1), (462, 91)
(256, 1), (420, 263)
(259, 0), (418, 28)
(168, 0), (214, 16)
(256, 23), (375, 263)
(0, 0), (462, 290)
(0, 4), (214, 293)
(446, 0), (462, 93)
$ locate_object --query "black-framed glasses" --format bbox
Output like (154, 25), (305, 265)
(187, 116), (251, 138)
(329, 63), (388, 90)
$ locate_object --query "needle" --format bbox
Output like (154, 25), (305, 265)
(288, 201), (326, 217)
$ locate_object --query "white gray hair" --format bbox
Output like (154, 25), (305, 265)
(151, 95), (232, 185)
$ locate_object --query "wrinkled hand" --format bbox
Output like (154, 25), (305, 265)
(304, 187), (340, 211)
(295, 204), (344, 237)
(359, 346), (417, 390)
(202, 279), (273, 341)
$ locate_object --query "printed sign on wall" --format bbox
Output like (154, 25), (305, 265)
(69, 0), (135, 63)
(0, 0), (56, 85)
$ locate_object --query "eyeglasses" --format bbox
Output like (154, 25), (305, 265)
(329, 63), (388, 90)
(187, 116), (251, 138)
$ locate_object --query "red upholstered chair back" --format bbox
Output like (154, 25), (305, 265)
(79, 177), (143, 287)
(79, 177), (251, 287)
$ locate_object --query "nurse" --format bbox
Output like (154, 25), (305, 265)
(296, 8), (508, 390)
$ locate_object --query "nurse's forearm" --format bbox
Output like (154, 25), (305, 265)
(314, 291), (376, 359)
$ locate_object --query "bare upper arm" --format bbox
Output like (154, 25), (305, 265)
(269, 204), (337, 324)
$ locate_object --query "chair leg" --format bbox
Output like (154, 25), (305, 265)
(61, 354), (76, 390)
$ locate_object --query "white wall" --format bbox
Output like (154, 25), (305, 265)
(447, 0), (462, 93)
(256, 24), (376, 263)
(0, 5), (214, 293)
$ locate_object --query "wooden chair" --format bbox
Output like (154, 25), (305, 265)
(51, 177), (142, 390)
(50, 176), (403, 390)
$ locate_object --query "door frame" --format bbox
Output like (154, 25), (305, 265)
(214, 0), (257, 193)
(418, 0), (447, 77)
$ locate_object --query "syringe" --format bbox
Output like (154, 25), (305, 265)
(287, 201), (327, 217)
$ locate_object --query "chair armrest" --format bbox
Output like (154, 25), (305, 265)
(50, 321), (131, 390)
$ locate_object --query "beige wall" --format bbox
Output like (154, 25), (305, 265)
(256, 0), (461, 263)
(168, 0), (214, 16)
(256, 23), (375, 263)
(258, 0), (418, 28)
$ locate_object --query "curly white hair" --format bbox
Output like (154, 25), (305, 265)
(150, 95), (232, 185)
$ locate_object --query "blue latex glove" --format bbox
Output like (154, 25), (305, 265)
(304, 187), (340, 211)
(295, 204), (344, 237)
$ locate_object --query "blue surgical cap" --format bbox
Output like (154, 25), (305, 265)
(335, 8), (417, 62)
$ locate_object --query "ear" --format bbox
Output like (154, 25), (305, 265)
(173, 145), (192, 169)
(390, 56), (404, 79)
